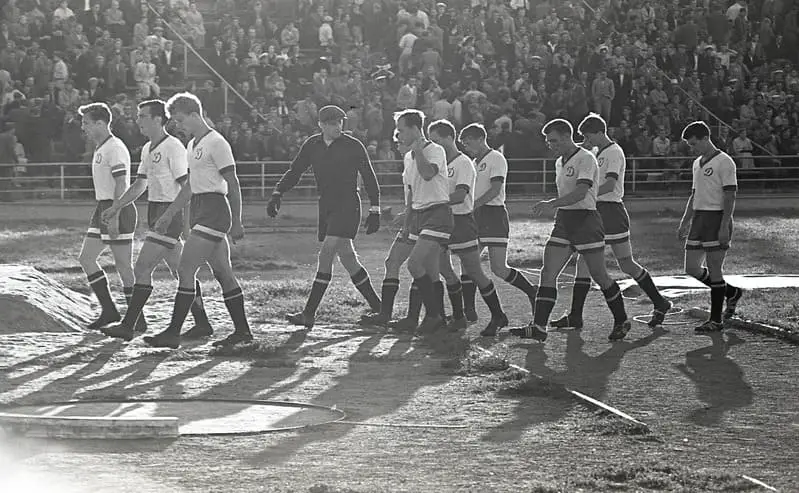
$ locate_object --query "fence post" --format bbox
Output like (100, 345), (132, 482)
(223, 84), (228, 115)
(631, 159), (637, 193)
(60, 164), (65, 200)
(260, 162), (265, 198)
(183, 43), (188, 81)
(542, 160), (547, 195)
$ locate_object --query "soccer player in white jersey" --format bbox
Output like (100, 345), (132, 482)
(395, 109), (453, 332)
(77, 102), (137, 331)
(511, 119), (630, 342)
(458, 123), (538, 327)
(359, 133), (420, 328)
(142, 92), (252, 349)
(678, 121), (744, 333)
(99, 99), (212, 342)
(551, 113), (672, 331)
(428, 119), (508, 334)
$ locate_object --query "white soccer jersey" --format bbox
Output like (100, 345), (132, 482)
(137, 134), (188, 202)
(595, 142), (625, 203)
(692, 150), (737, 211)
(555, 147), (599, 211)
(407, 141), (449, 210)
(402, 149), (413, 206)
(447, 152), (476, 215)
(92, 135), (131, 201)
(187, 131), (235, 195)
(474, 149), (507, 206)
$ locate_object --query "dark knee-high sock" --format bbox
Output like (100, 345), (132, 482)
(304, 271), (332, 316)
(380, 278), (400, 318)
(479, 281), (504, 319)
(602, 281), (628, 324)
(165, 285), (196, 335)
(461, 275), (477, 313)
(697, 267), (739, 299)
(122, 283), (153, 326)
(414, 275), (437, 318)
(190, 280), (211, 327)
(223, 287), (250, 333)
(533, 286), (558, 327)
(87, 270), (118, 314)
(407, 281), (422, 321)
(447, 280), (464, 319)
(569, 277), (592, 318)
(633, 268), (666, 307)
(432, 277), (445, 317)
(351, 267), (381, 311)
(709, 280), (726, 322)
(504, 268), (538, 298)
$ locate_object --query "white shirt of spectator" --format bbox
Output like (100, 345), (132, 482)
(187, 131), (235, 195)
(138, 135), (188, 202)
(397, 9), (429, 29)
(319, 22), (333, 47)
(406, 141), (449, 210)
(447, 152), (476, 215)
(399, 31), (418, 56)
(92, 135), (131, 201)
(473, 149), (507, 207)
(594, 142), (626, 203)
(555, 147), (599, 211)
(691, 150), (737, 211)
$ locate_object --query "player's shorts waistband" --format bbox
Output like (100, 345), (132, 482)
(194, 192), (225, 197)
(478, 205), (506, 210)
(597, 201), (623, 205)
(148, 200), (171, 205)
(412, 202), (449, 213)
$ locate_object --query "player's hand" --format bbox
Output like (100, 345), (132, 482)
(364, 211), (380, 234)
(677, 221), (690, 241)
(101, 205), (119, 225)
(266, 192), (281, 218)
(718, 222), (731, 245)
(154, 213), (173, 235)
(107, 217), (120, 239)
(531, 200), (554, 217)
(229, 221), (244, 243)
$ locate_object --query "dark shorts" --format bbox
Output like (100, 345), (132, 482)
(190, 193), (231, 242)
(395, 209), (419, 245)
(318, 195), (361, 242)
(547, 209), (606, 253)
(145, 201), (184, 249)
(474, 205), (510, 247)
(597, 201), (631, 244)
(686, 210), (732, 252)
(87, 200), (137, 245)
(414, 203), (453, 244)
(447, 214), (479, 253)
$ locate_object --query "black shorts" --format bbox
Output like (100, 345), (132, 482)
(145, 201), (184, 249)
(474, 205), (510, 247)
(395, 209), (419, 245)
(597, 201), (630, 245)
(318, 195), (361, 242)
(87, 200), (137, 245)
(447, 214), (479, 253)
(686, 210), (732, 252)
(414, 203), (453, 244)
(547, 209), (605, 253)
(190, 193), (231, 242)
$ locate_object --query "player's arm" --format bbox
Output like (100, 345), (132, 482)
(597, 150), (623, 196)
(449, 165), (470, 205)
(271, 137), (313, 196)
(678, 189), (695, 236)
(413, 144), (441, 181)
(222, 168), (243, 227)
(720, 159), (738, 226)
(404, 186), (413, 232)
(160, 177), (193, 221)
(474, 154), (506, 208)
(355, 140), (381, 212)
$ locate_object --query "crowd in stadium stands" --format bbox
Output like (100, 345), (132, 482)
(1, 0), (799, 185)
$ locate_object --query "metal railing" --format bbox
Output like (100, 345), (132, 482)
(0, 156), (797, 201)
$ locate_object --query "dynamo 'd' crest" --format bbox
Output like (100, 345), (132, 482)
(152, 151), (162, 163)
(565, 166), (576, 177)
(194, 147), (203, 160)
(703, 167), (713, 176)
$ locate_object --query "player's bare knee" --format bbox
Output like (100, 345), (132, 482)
(407, 255), (426, 278)
(489, 260), (509, 279)
(617, 256), (641, 276)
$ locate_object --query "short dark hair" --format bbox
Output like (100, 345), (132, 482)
(681, 121), (711, 141)
(578, 113), (607, 135)
(427, 119), (456, 140)
(458, 122), (487, 142)
(542, 118), (574, 139)
(394, 109), (425, 130)
(78, 102), (112, 124)
(138, 99), (168, 123)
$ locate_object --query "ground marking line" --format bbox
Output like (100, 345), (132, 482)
(332, 421), (468, 429)
(741, 475), (779, 492)
(472, 346), (650, 431)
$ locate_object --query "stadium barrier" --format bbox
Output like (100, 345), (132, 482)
(0, 155), (797, 201)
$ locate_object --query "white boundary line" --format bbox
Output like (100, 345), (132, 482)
(741, 475), (779, 492)
(473, 346), (650, 431)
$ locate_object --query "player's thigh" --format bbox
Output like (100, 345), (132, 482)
(610, 240), (633, 262)
(704, 250), (728, 279)
(458, 249), (491, 285)
(134, 240), (169, 275)
(180, 233), (219, 275)
(683, 249), (706, 275)
(79, 236), (106, 263)
(206, 236), (236, 281)
(540, 244), (573, 285)
(164, 240), (183, 274)
(575, 252), (591, 277)
(409, 237), (439, 265)
(386, 238), (413, 270)
(486, 245), (509, 269)
(581, 249), (613, 288)
(109, 242), (134, 268)
(438, 248), (458, 284)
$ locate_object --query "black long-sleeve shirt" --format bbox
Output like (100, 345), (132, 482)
(275, 133), (380, 206)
